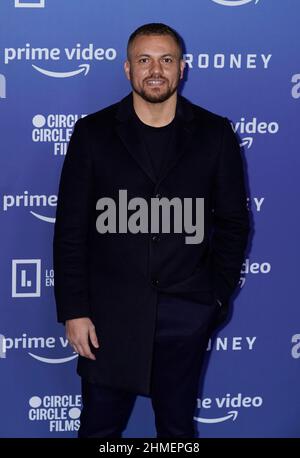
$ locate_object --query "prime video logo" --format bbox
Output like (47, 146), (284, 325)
(231, 117), (279, 150)
(96, 190), (205, 244)
(3, 43), (116, 79)
(211, 0), (259, 6)
(194, 392), (263, 424)
(3, 191), (57, 223)
(15, 1), (45, 7)
(0, 74), (6, 99)
(0, 333), (77, 363)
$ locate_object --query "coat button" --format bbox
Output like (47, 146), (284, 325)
(151, 235), (160, 242)
(216, 298), (223, 307)
(152, 278), (159, 286)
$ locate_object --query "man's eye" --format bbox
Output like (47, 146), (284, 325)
(139, 58), (149, 63)
(163, 58), (172, 63)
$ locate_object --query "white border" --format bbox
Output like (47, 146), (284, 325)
(12, 259), (41, 297)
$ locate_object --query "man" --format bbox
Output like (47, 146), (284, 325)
(53, 23), (250, 438)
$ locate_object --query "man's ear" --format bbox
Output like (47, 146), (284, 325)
(179, 59), (185, 80)
(124, 60), (130, 81)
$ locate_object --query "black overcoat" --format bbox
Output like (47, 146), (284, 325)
(53, 92), (250, 395)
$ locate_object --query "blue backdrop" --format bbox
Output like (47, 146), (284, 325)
(0, 0), (299, 438)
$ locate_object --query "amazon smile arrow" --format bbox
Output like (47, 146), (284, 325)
(32, 63), (90, 78)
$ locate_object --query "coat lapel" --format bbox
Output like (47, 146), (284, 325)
(115, 94), (156, 183)
(115, 92), (196, 186)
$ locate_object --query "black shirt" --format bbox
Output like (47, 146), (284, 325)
(133, 110), (176, 181)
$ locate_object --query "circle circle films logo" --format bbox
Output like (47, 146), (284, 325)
(29, 396), (42, 408)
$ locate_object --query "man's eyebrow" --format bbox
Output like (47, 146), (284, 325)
(135, 53), (176, 58)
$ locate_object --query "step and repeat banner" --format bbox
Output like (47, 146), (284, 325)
(0, 0), (299, 438)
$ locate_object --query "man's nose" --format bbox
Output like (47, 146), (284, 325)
(150, 59), (163, 75)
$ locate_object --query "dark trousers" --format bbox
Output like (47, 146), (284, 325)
(78, 293), (217, 438)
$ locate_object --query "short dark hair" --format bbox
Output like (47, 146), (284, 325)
(127, 23), (183, 60)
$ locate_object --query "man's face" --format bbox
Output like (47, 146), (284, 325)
(124, 34), (185, 103)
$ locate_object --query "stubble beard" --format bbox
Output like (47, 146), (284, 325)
(130, 71), (181, 104)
